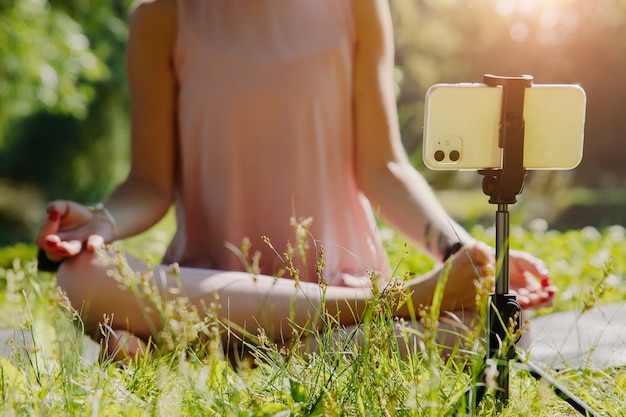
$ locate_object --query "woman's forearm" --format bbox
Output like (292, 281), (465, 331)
(362, 160), (473, 261)
(102, 175), (173, 241)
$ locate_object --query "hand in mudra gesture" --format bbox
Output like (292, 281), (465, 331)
(436, 242), (556, 312)
(36, 200), (116, 263)
(439, 241), (495, 312)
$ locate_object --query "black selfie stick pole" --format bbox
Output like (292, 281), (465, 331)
(475, 74), (530, 407)
(466, 74), (599, 416)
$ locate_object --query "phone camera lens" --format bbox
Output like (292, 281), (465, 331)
(434, 150), (445, 162)
(449, 150), (460, 162)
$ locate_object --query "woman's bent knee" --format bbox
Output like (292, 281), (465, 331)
(56, 251), (152, 336)
(57, 251), (106, 307)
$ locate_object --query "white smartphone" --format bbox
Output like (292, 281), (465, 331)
(422, 83), (586, 170)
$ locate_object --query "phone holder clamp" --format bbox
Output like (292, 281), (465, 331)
(478, 74), (533, 205)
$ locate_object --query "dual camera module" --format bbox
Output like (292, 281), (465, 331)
(434, 149), (460, 162)
(432, 137), (462, 164)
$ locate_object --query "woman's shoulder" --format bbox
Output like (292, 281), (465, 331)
(128, 0), (176, 47)
(132, 0), (176, 12)
(130, 0), (176, 26)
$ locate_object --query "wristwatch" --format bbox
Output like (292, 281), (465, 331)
(443, 241), (464, 262)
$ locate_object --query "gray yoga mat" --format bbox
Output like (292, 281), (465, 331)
(3, 302), (625, 370)
(0, 329), (34, 359)
(0, 329), (100, 364)
(526, 301), (626, 370)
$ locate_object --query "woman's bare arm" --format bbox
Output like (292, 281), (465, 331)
(350, 0), (554, 309)
(351, 0), (472, 261)
(36, 0), (178, 260)
(103, 0), (178, 240)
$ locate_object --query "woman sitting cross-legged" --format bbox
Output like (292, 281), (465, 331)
(35, 0), (555, 361)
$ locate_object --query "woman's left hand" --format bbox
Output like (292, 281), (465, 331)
(508, 249), (557, 309)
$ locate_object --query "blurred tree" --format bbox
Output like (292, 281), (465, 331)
(0, 0), (105, 137)
(0, 0), (133, 245)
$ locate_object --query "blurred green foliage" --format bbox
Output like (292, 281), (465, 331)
(0, 0), (133, 244)
(1, 0), (626, 245)
(0, 0), (104, 132)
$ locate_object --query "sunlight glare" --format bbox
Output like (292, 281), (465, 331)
(494, 0), (540, 16)
(494, 0), (574, 16)
(509, 21), (529, 42)
(539, 9), (560, 29)
(493, 0), (581, 45)
(494, 0), (516, 15)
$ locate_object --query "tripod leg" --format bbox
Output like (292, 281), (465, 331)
(488, 293), (522, 403)
(519, 355), (599, 417)
(456, 294), (521, 415)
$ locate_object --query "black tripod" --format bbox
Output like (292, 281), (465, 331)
(462, 75), (598, 416)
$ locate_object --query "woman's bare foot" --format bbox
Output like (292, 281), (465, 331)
(103, 329), (149, 365)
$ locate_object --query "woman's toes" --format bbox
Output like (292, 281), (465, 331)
(104, 329), (148, 364)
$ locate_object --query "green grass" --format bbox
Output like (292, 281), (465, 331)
(1, 221), (625, 416)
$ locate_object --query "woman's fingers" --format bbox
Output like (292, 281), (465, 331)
(41, 234), (83, 261)
(36, 205), (66, 261)
(57, 239), (83, 256)
(86, 234), (105, 251)
(509, 252), (557, 309)
(37, 200), (100, 261)
(36, 206), (63, 247)
(517, 249), (549, 272)
(40, 235), (64, 262)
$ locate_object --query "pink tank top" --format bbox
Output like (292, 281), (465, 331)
(163, 0), (390, 287)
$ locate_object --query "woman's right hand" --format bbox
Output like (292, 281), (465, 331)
(36, 200), (116, 262)
(439, 241), (495, 312)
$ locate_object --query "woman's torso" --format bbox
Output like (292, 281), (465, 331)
(164, 0), (390, 287)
